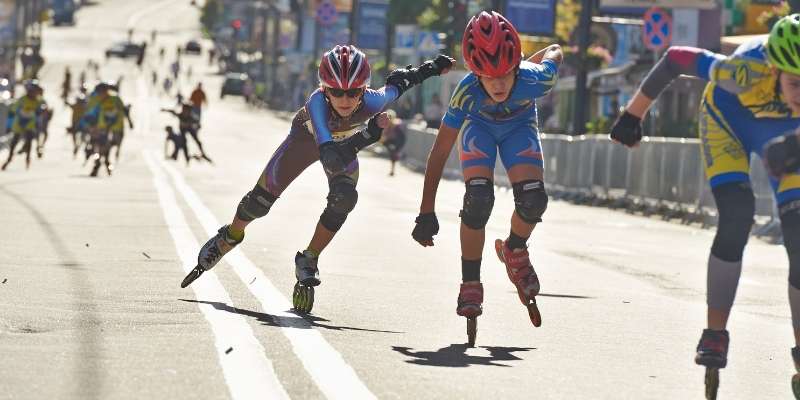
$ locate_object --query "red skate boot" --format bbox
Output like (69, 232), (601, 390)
(495, 239), (541, 327)
(456, 281), (483, 347)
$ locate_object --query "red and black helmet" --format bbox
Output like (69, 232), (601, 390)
(462, 11), (522, 78)
(318, 45), (371, 89)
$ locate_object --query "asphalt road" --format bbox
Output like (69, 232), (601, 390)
(0, 1), (796, 399)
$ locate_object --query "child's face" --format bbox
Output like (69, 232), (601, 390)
(478, 69), (516, 103)
(778, 69), (800, 114)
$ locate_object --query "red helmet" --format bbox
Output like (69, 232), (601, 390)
(318, 45), (371, 89)
(462, 11), (522, 78)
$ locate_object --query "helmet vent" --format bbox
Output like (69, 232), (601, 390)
(781, 46), (798, 68)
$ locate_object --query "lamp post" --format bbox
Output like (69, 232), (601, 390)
(572, 0), (593, 135)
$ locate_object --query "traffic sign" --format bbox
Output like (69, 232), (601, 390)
(642, 7), (672, 51)
(417, 31), (441, 56)
(315, 0), (338, 26)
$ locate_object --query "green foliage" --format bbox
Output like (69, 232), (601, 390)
(555, 0), (581, 43)
(388, 0), (432, 25)
(758, 1), (790, 30)
(201, 0), (221, 31)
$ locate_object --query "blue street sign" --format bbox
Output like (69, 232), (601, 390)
(357, 1), (389, 50)
(504, 0), (557, 36)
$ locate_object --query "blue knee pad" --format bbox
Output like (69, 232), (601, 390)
(460, 178), (494, 229)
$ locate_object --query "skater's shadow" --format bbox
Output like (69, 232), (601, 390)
(391, 344), (534, 368)
(180, 299), (403, 334)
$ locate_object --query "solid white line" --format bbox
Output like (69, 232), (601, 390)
(156, 153), (377, 400)
(143, 152), (289, 400)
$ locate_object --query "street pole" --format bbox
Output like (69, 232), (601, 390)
(350, 0), (358, 45)
(271, 6), (280, 103)
(573, 0), (593, 135)
(261, 3), (268, 91)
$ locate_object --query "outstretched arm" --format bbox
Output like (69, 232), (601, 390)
(527, 44), (563, 65)
(411, 124), (458, 247)
(385, 54), (456, 98)
(625, 46), (724, 118)
(611, 46), (724, 147)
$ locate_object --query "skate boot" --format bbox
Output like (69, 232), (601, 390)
(696, 329), (728, 400)
(180, 225), (243, 288)
(695, 329), (729, 368)
(495, 239), (542, 327)
(792, 346), (800, 399)
(295, 250), (321, 287)
(456, 282), (483, 318)
(292, 251), (320, 314)
(457, 281), (483, 347)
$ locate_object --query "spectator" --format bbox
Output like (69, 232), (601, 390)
(189, 83), (207, 118)
(424, 94), (444, 129)
(381, 110), (406, 177)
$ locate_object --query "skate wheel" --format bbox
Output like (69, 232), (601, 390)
(704, 367), (719, 400)
(527, 299), (542, 328)
(180, 267), (203, 288)
(466, 317), (477, 347)
(292, 282), (315, 314)
(792, 373), (800, 399)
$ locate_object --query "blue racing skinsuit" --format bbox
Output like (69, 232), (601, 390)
(442, 60), (558, 171)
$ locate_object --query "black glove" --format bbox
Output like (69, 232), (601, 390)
(319, 141), (347, 176)
(412, 212), (439, 245)
(609, 111), (643, 147)
(341, 115), (384, 155)
(386, 54), (456, 97)
(764, 132), (800, 177)
(416, 54), (456, 81)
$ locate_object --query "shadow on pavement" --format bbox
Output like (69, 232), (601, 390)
(391, 344), (535, 367)
(180, 299), (403, 334)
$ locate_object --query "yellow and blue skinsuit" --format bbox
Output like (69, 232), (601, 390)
(8, 95), (44, 137)
(649, 40), (800, 205)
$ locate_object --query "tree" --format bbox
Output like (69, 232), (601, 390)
(201, 0), (222, 32)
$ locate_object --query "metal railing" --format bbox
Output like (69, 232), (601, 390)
(400, 126), (781, 239)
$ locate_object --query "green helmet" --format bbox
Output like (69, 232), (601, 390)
(767, 14), (800, 75)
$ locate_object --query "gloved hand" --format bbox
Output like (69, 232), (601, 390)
(609, 111), (643, 147)
(763, 132), (800, 177)
(318, 141), (347, 176)
(339, 112), (390, 160)
(416, 54), (456, 81)
(412, 212), (439, 247)
(386, 54), (456, 96)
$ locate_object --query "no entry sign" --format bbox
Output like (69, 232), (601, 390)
(642, 7), (672, 51)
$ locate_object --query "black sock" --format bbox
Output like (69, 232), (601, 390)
(506, 230), (529, 251)
(461, 258), (481, 282)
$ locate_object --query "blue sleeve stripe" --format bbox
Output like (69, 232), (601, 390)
(696, 51), (723, 81)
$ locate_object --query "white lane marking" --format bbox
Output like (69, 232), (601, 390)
(127, 0), (176, 28)
(143, 152), (289, 400)
(156, 154), (377, 400)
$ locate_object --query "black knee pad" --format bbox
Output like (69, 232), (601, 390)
(711, 182), (755, 262)
(460, 177), (494, 229)
(319, 175), (358, 232)
(235, 184), (278, 222)
(781, 200), (800, 289)
(512, 180), (548, 224)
